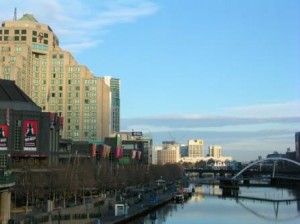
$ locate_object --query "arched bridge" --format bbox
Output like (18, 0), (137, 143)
(232, 157), (300, 181)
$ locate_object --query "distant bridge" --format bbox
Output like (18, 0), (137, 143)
(232, 157), (300, 180)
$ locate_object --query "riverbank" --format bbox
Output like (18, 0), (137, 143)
(11, 186), (176, 224)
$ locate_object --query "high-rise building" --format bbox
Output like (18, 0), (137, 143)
(103, 76), (120, 134)
(296, 132), (300, 161)
(209, 145), (222, 158)
(0, 14), (116, 141)
(188, 139), (204, 157)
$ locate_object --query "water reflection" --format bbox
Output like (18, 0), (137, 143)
(130, 185), (300, 224)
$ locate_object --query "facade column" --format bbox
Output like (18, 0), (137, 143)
(0, 191), (11, 224)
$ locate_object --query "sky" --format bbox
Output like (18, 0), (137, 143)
(1, 0), (299, 161)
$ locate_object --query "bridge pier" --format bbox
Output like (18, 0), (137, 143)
(219, 179), (239, 197)
(0, 191), (11, 224)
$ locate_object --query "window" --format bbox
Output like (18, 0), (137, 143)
(21, 36), (26, 41)
(4, 30), (9, 34)
(32, 30), (37, 36)
(32, 37), (37, 42)
(15, 30), (20, 34)
(16, 46), (22, 53)
(21, 29), (26, 34)
(14, 36), (20, 41)
(0, 155), (8, 167)
(10, 56), (16, 62)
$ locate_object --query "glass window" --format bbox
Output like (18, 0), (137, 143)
(32, 30), (37, 36)
(4, 30), (9, 34)
(21, 36), (26, 41)
(21, 29), (26, 34)
(32, 37), (37, 42)
(16, 46), (22, 53)
(14, 30), (20, 34)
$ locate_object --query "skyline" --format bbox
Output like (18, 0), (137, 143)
(0, 0), (299, 161)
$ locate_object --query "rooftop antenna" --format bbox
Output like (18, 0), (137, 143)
(13, 7), (17, 21)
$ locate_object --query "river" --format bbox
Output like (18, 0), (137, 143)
(129, 184), (300, 224)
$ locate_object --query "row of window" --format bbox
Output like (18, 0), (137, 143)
(0, 29), (49, 37)
(1, 46), (22, 52)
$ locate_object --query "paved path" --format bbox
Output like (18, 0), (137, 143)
(11, 188), (175, 224)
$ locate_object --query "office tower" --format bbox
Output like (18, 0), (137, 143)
(103, 76), (120, 133)
(0, 14), (114, 141)
(209, 145), (222, 158)
(296, 132), (300, 161)
(188, 139), (204, 157)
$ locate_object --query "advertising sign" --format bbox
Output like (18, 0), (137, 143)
(0, 124), (8, 150)
(23, 120), (37, 151)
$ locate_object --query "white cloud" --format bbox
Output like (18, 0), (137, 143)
(0, 0), (159, 53)
(222, 101), (300, 117)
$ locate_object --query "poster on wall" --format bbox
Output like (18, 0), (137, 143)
(23, 120), (37, 151)
(0, 124), (9, 150)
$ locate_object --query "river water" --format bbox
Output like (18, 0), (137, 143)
(131, 185), (300, 224)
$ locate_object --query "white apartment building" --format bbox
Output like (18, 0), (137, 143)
(209, 145), (222, 158)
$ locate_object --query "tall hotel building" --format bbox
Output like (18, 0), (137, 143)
(0, 14), (120, 141)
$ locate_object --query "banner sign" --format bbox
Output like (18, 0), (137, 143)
(0, 124), (9, 150)
(23, 120), (37, 151)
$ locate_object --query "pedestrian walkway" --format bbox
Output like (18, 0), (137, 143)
(11, 187), (175, 224)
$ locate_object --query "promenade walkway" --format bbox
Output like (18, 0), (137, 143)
(11, 186), (176, 224)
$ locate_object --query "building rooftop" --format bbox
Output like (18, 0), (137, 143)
(0, 79), (35, 102)
(18, 14), (38, 22)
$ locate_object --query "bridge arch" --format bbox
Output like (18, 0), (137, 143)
(232, 158), (300, 180)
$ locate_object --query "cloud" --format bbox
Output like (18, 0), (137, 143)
(122, 115), (300, 131)
(121, 101), (300, 161)
(222, 101), (300, 117)
(0, 0), (159, 53)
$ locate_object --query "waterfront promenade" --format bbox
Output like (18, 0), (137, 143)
(11, 186), (175, 224)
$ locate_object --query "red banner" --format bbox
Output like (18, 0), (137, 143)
(0, 124), (8, 150)
(91, 144), (96, 157)
(59, 117), (64, 130)
(23, 120), (37, 151)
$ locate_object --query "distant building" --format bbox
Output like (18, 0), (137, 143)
(156, 141), (180, 165)
(209, 145), (222, 158)
(188, 139), (204, 157)
(296, 132), (300, 161)
(266, 151), (285, 159)
(180, 144), (188, 157)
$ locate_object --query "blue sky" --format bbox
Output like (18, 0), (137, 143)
(1, 0), (299, 161)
